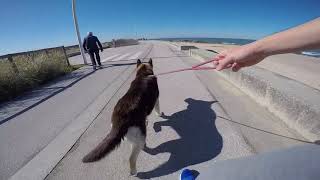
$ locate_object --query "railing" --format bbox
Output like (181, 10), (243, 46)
(0, 46), (71, 102)
(0, 46), (70, 70)
(64, 42), (112, 57)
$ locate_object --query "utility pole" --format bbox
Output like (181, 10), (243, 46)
(72, 0), (87, 64)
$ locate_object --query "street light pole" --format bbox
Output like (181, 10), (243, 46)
(72, 0), (87, 65)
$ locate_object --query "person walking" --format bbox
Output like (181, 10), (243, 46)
(83, 32), (103, 70)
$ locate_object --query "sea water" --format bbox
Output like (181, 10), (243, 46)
(160, 38), (320, 58)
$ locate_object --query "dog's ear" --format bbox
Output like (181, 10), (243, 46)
(137, 59), (142, 67)
(148, 58), (153, 67)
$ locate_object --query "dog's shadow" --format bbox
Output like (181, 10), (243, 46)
(137, 98), (223, 179)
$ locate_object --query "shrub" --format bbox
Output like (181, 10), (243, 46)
(0, 47), (73, 102)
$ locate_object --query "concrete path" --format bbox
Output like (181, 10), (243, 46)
(0, 68), (93, 125)
(0, 43), (151, 180)
(45, 41), (309, 180)
(68, 44), (149, 65)
(0, 41), (311, 180)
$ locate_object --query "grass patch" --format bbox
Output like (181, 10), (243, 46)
(70, 64), (85, 71)
(0, 48), (77, 102)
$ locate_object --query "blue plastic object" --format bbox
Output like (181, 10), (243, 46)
(180, 169), (195, 180)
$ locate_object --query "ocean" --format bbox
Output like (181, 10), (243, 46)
(159, 37), (255, 45)
(159, 37), (320, 58)
(301, 51), (320, 57)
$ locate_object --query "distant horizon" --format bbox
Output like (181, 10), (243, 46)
(156, 37), (256, 40)
(1, 36), (257, 56)
(0, 37), (320, 57)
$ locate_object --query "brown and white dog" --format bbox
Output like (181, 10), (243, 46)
(82, 58), (160, 175)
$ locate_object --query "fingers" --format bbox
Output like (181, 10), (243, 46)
(231, 63), (242, 72)
(212, 54), (224, 61)
(213, 60), (219, 66)
(213, 57), (233, 70)
(213, 50), (239, 71)
(226, 64), (233, 69)
(216, 56), (233, 71)
(212, 53), (226, 66)
(219, 50), (228, 56)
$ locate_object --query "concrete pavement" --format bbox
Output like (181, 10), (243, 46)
(45, 41), (309, 180)
(0, 41), (311, 180)
(188, 47), (320, 141)
(0, 43), (151, 180)
(182, 53), (310, 153)
(68, 44), (149, 65)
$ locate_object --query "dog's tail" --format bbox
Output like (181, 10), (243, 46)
(82, 127), (125, 163)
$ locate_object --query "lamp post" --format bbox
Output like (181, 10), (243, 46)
(72, 0), (87, 64)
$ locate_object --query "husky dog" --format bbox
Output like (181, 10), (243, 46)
(82, 58), (160, 175)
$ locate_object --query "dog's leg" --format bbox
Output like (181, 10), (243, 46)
(154, 98), (160, 116)
(129, 144), (139, 175)
(127, 127), (146, 175)
(129, 137), (145, 175)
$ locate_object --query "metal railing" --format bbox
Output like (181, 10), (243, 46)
(0, 46), (70, 72)
(0, 46), (70, 101)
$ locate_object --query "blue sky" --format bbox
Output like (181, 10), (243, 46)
(0, 0), (319, 55)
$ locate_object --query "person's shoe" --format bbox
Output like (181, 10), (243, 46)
(180, 169), (195, 180)
(93, 65), (97, 70)
(98, 65), (103, 69)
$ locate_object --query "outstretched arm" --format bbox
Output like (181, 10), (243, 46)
(255, 17), (320, 56)
(96, 37), (103, 51)
(214, 17), (320, 71)
(82, 38), (87, 51)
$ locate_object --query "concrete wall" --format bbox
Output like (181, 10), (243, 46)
(180, 45), (198, 51)
(113, 39), (139, 47)
(190, 49), (320, 141)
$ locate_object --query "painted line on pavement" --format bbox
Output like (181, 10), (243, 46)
(111, 53), (131, 61)
(9, 66), (134, 180)
(101, 54), (120, 62)
(129, 51), (143, 60)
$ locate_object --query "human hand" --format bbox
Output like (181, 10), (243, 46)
(213, 44), (267, 72)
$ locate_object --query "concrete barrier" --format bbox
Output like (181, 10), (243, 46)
(163, 42), (198, 51)
(65, 43), (112, 58)
(113, 39), (139, 47)
(180, 45), (198, 51)
(190, 49), (320, 141)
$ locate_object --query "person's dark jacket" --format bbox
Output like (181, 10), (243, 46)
(83, 35), (103, 52)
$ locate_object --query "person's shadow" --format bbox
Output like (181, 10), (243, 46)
(137, 98), (223, 179)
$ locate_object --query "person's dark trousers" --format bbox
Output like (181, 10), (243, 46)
(88, 50), (102, 66)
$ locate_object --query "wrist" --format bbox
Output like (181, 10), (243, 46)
(247, 40), (270, 58)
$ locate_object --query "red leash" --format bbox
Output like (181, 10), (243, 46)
(154, 59), (216, 76)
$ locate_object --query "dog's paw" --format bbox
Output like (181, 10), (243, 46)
(130, 168), (137, 176)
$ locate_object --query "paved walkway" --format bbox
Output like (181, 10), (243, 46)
(46, 41), (306, 180)
(1, 41), (309, 180)
(0, 43), (151, 180)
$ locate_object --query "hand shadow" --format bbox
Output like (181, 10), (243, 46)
(137, 98), (223, 179)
